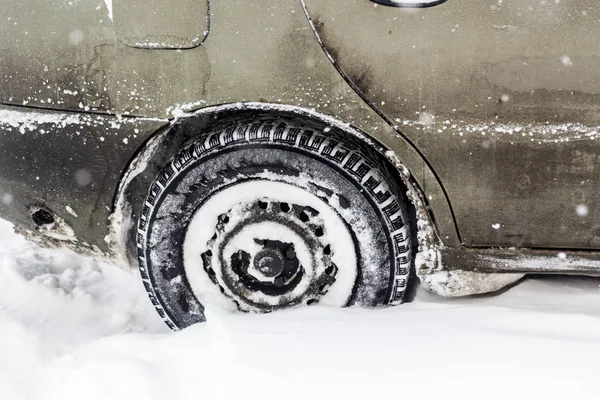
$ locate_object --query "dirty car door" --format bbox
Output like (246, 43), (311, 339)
(0, 0), (210, 116)
(304, 0), (600, 249)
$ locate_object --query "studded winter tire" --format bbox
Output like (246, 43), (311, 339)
(137, 117), (413, 329)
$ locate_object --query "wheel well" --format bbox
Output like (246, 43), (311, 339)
(108, 103), (440, 275)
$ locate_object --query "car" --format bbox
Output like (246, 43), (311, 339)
(1, 0), (598, 329)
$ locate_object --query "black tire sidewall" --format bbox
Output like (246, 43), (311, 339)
(138, 119), (412, 329)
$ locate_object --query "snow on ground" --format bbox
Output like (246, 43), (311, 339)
(1, 219), (600, 400)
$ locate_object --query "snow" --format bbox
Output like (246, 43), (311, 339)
(561, 55), (573, 67)
(420, 269), (524, 298)
(2, 193), (13, 206)
(68, 29), (84, 45)
(577, 204), (589, 217)
(74, 169), (92, 187)
(2, 218), (600, 399)
(65, 206), (78, 218)
(0, 108), (164, 135)
(398, 117), (600, 142)
(104, 0), (113, 22)
(0, 109), (94, 134)
(106, 130), (167, 268)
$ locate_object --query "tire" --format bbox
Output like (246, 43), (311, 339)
(137, 117), (413, 329)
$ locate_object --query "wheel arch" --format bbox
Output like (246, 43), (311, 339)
(107, 102), (447, 278)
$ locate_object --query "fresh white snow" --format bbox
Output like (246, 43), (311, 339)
(1, 218), (600, 399)
(104, 0), (113, 22)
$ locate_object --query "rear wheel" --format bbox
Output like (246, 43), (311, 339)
(137, 118), (413, 329)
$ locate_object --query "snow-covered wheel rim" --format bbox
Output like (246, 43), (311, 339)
(184, 180), (357, 313)
(137, 117), (413, 329)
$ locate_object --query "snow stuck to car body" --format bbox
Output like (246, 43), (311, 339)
(0, 108), (164, 135)
(397, 117), (600, 143)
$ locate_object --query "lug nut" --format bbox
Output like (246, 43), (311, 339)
(285, 247), (296, 260)
(274, 276), (285, 287)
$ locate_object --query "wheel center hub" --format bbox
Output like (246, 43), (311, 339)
(230, 239), (303, 295)
(198, 194), (345, 312)
(254, 249), (284, 278)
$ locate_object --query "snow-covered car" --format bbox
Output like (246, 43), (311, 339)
(1, 0), (598, 328)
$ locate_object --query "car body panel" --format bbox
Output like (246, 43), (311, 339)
(2, 0), (600, 286)
(0, 0), (457, 262)
(0, 106), (168, 253)
(303, 0), (600, 249)
(1, 0), (210, 116)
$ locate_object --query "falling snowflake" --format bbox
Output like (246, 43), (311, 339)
(576, 204), (588, 217)
(560, 56), (573, 67)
